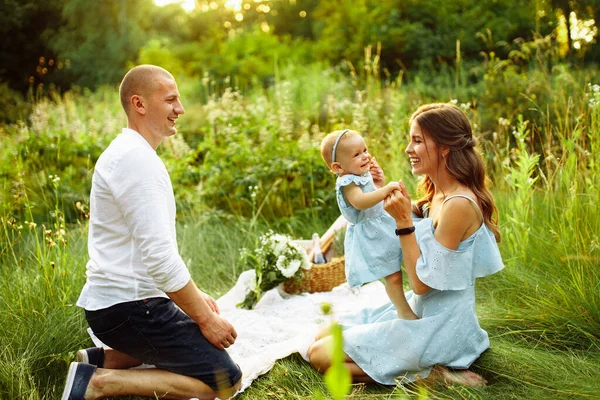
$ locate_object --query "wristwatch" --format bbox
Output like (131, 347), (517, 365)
(395, 226), (416, 236)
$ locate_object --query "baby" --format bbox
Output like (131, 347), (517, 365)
(320, 129), (417, 320)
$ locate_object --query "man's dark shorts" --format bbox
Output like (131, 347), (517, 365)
(85, 297), (242, 391)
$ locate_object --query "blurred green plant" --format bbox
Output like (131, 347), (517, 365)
(320, 303), (351, 400)
(0, 82), (29, 123)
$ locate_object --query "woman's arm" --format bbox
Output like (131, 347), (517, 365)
(384, 183), (430, 294)
(385, 185), (480, 295)
(343, 181), (399, 210)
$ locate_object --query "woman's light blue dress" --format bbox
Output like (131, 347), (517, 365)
(340, 196), (504, 385)
(336, 172), (402, 288)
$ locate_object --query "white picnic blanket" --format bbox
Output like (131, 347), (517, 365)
(89, 270), (390, 397)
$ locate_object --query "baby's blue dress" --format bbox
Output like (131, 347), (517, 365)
(336, 172), (402, 288)
(339, 198), (504, 385)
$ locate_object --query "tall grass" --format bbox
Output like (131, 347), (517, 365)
(1, 50), (600, 398)
(3, 207), (599, 399)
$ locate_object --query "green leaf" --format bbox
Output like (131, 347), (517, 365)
(236, 290), (259, 310)
(324, 323), (351, 400)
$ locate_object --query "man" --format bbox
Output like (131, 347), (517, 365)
(62, 65), (241, 400)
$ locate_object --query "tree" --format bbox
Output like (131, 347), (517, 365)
(50, 0), (154, 89)
(310, 0), (548, 75)
(550, 0), (600, 59)
(0, 0), (65, 92)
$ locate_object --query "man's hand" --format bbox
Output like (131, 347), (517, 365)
(202, 292), (220, 314)
(370, 157), (385, 188)
(198, 314), (238, 350)
(167, 280), (235, 350)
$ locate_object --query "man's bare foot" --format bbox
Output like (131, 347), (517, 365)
(84, 369), (107, 400)
(432, 365), (487, 387)
(84, 373), (98, 400)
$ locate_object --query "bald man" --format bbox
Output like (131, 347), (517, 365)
(61, 65), (241, 400)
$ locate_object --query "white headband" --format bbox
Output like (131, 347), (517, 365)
(331, 129), (349, 163)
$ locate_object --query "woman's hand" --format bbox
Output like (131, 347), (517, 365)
(384, 181), (413, 227)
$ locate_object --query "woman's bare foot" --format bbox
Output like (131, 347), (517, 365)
(431, 365), (487, 387)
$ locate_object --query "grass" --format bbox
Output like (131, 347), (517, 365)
(1, 203), (599, 399)
(1, 52), (600, 398)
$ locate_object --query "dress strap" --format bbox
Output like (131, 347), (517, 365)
(442, 195), (484, 221)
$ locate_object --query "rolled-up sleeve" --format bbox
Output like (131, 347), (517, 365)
(110, 148), (191, 293)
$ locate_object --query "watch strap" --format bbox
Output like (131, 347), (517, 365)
(395, 226), (416, 236)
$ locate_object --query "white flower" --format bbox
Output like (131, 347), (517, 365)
(290, 242), (312, 270)
(301, 257), (312, 270)
(274, 241), (287, 256)
(242, 231), (312, 289)
(276, 255), (287, 267)
(271, 234), (288, 245)
(277, 257), (301, 278)
(288, 259), (301, 275)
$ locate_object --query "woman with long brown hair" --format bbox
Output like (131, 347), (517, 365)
(308, 103), (504, 386)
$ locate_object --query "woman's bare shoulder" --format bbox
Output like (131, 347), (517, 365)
(438, 195), (483, 239)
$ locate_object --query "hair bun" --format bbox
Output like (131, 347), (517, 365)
(457, 136), (476, 150)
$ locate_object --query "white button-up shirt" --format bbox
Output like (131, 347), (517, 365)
(77, 128), (191, 311)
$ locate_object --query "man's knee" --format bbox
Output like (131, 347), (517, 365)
(210, 375), (241, 400)
(210, 362), (242, 395)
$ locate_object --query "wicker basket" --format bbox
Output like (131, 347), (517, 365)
(282, 256), (346, 294)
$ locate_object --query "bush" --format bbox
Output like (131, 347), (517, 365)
(0, 82), (29, 123)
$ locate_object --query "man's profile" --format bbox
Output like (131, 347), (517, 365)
(61, 65), (241, 400)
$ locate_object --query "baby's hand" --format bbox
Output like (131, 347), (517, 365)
(370, 157), (385, 187)
(385, 181), (400, 194)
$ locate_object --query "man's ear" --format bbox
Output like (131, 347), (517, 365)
(331, 162), (344, 174)
(130, 95), (146, 115)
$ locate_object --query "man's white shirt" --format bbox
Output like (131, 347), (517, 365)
(77, 128), (190, 311)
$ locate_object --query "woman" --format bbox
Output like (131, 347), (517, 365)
(308, 103), (504, 386)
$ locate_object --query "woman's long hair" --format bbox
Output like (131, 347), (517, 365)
(410, 103), (501, 242)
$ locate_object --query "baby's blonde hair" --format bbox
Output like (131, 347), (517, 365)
(320, 129), (360, 171)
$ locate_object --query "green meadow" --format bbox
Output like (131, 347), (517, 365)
(2, 55), (600, 398)
(2, 1), (600, 397)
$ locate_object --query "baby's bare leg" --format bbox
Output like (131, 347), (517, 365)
(384, 272), (418, 320)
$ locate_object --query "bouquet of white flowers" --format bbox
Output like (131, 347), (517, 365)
(237, 230), (311, 309)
